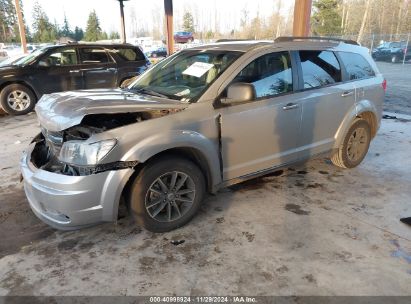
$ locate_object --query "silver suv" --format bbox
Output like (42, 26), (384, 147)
(20, 37), (385, 232)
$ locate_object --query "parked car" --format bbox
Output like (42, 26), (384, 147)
(145, 47), (167, 58)
(21, 37), (385, 232)
(174, 31), (194, 44)
(372, 41), (410, 63)
(0, 43), (150, 115)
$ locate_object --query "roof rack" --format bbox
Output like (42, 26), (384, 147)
(215, 39), (256, 43)
(274, 36), (359, 45)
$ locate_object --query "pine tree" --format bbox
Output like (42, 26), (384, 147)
(84, 10), (102, 41)
(182, 11), (194, 33)
(311, 0), (342, 36)
(61, 13), (72, 38)
(73, 26), (84, 41)
(32, 0), (55, 42)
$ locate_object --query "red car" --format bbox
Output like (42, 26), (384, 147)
(174, 31), (194, 43)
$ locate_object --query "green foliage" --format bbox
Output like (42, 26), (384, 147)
(73, 26), (84, 41)
(0, 0), (28, 42)
(311, 0), (342, 36)
(31, 1), (58, 42)
(61, 14), (73, 38)
(182, 11), (194, 33)
(84, 10), (103, 41)
(109, 31), (120, 40)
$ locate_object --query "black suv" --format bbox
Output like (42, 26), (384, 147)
(0, 43), (150, 115)
(372, 41), (410, 63)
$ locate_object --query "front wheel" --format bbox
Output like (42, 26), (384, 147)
(127, 156), (206, 232)
(0, 84), (36, 115)
(391, 55), (400, 63)
(331, 119), (371, 168)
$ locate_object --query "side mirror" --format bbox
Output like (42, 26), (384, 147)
(221, 82), (256, 105)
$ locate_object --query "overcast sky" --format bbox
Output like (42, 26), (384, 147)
(21, 0), (293, 36)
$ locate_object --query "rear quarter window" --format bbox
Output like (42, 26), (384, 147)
(338, 52), (375, 80)
(113, 47), (145, 61)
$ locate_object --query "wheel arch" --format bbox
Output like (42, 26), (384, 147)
(333, 100), (380, 149)
(0, 81), (39, 101)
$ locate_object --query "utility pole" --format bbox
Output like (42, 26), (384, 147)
(14, 0), (27, 53)
(164, 0), (174, 55)
(117, 0), (129, 43)
(293, 0), (312, 37)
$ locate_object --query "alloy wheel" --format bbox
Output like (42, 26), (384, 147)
(347, 127), (368, 162)
(145, 171), (196, 222)
(7, 90), (31, 111)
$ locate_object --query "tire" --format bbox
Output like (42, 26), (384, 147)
(0, 83), (36, 115)
(127, 156), (206, 232)
(331, 119), (371, 169)
(391, 55), (399, 63)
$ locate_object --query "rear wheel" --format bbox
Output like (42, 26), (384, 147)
(0, 84), (36, 115)
(331, 119), (371, 169)
(127, 156), (205, 232)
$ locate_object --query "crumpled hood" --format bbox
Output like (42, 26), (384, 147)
(35, 88), (188, 132)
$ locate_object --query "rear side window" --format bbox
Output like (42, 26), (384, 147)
(299, 51), (341, 89)
(79, 48), (111, 64)
(233, 51), (293, 98)
(113, 47), (145, 61)
(338, 52), (375, 80)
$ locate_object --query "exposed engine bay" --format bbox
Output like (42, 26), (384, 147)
(30, 110), (181, 176)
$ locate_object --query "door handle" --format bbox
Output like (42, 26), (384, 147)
(69, 69), (81, 73)
(341, 91), (354, 97)
(282, 103), (299, 110)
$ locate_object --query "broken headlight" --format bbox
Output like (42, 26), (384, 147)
(58, 139), (117, 166)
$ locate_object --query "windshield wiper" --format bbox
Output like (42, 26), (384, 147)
(132, 88), (169, 99)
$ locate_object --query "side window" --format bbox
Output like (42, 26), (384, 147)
(39, 48), (78, 66)
(338, 52), (375, 80)
(232, 51), (293, 98)
(299, 50), (341, 89)
(113, 47), (145, 61)
(79, 48), (111, 64)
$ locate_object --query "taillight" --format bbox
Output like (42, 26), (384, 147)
(382, 79), (387, 92)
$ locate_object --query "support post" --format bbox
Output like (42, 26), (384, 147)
(164, 0), (174, 55)
(293, 0), (312, 37)
(119, 0), (126, 43)
(14, 0), (27, 53)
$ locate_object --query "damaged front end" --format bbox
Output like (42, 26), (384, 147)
(31, 110), (181, 176)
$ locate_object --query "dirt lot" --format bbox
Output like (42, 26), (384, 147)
(0, 63), (410, 296)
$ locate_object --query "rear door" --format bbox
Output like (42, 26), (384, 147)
(109, 46), (149, 81)
(35, 47), (82, 93)
(295, 50), (356, 157)
(338, 51), (384, 113)
(78, 47), (117, 88)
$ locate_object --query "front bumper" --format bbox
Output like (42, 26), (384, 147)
(20, 143), (134, 230)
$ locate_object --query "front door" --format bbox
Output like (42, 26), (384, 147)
(219, 51), (302, 181)
(35, 47), (82, 94)
(78, 47), (118, 89)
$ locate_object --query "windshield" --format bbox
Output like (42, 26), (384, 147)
(0, 54), (26, 67)
(13, 48), (48, 65)
(128, 49), (242, 102)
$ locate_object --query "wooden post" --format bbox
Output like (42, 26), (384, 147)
(164, 0), (174, 55)
(118, 0), (127, 43)
(14, 0), (27, 53)
(293, 0), (312, 37)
